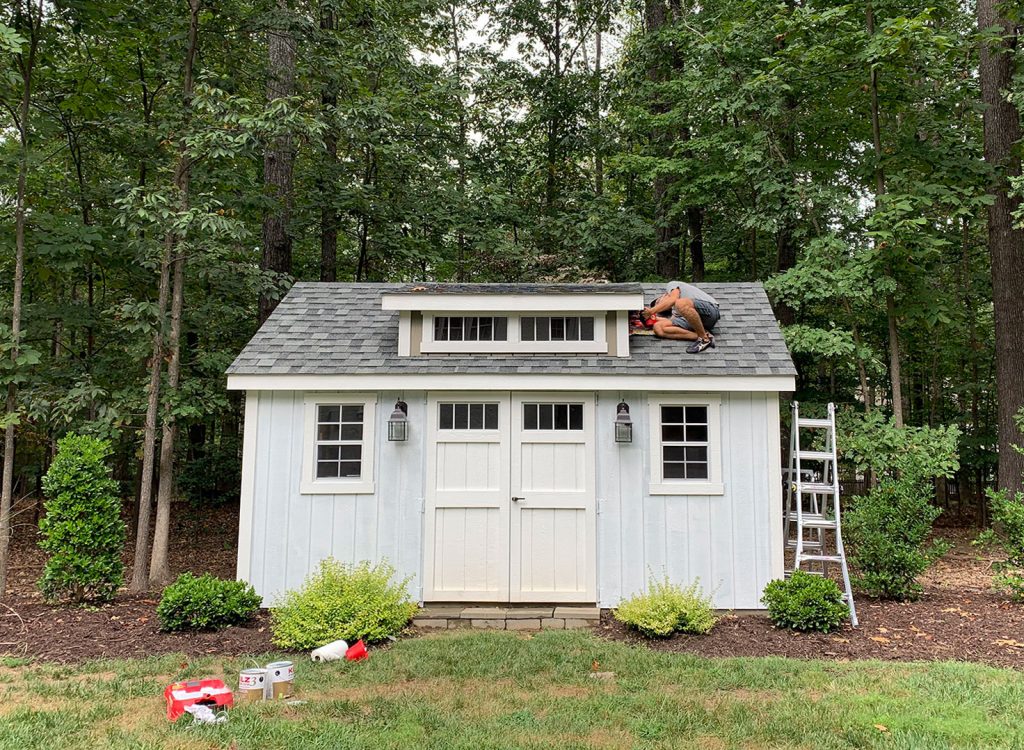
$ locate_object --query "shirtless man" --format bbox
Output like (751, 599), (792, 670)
(641, 281), (720, 354)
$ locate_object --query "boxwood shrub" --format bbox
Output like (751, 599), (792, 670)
(157, 573), (262, 631)
(614, 576), (717, 637)
(761, 571), (849, 633)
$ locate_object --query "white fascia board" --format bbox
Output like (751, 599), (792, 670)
(380, 293), (645, 312)
(228, 373), (796, 393)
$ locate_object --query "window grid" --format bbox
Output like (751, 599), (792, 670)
(520, 316), (595, 342)
(433, 316), (508, 342)
(315, 404), (364, 479)
(523, 403), (584, 431)
(660, 405), (709, 480)
(439, 402), (499, 430)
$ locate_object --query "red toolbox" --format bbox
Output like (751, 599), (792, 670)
(164, 678), (234, 721)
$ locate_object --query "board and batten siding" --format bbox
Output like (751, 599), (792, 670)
(237, 389), (784, 609)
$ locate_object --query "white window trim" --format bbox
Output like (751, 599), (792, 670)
(648, 394), (724, 496)
(420, 312), (608, 354)
(301, 393), (376, 495)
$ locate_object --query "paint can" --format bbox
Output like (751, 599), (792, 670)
(237, 668), (267, 703)
(266, 661), (295, 699)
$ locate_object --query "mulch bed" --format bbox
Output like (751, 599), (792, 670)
(3, 501), (1023, 668)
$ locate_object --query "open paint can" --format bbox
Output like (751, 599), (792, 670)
(238, 668), (267, 702)
(266, 661), (295, 699)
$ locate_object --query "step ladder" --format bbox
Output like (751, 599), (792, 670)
(783, 401), (858, 627)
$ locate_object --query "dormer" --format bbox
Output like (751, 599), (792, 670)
(381, 283), (645, 358)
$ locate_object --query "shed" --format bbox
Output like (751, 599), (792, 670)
(226, 282), (796, 609)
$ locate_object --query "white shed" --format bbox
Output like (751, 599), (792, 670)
(226, 282), (796, 609)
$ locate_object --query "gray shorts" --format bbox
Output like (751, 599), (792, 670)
(671, 299), (720, 332)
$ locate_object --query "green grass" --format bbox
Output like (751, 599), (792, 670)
(1, 629), (1023, 749)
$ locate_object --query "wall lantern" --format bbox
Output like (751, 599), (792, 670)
(388, 400), (409, 442)
(614, 401), (633, 443)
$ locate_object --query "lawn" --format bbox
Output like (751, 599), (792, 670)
(1, 629), (1022, 750)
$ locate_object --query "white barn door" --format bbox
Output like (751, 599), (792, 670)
(510, 394), (596, 602)
(424, 394), (510, 601)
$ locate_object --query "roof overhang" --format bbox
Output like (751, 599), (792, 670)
(380, 293), (645, 312)
(227, 373), (796, 393)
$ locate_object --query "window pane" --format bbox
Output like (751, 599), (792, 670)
(317, 461), (340, 478)
(686, 463), (709, 479)
(485, 403), (498, 429)
(580, 316), (595, 341)
(341, 423), (362, 440)
(554, 403), (568, 430)
(539, 404), (553, 429)
(454, 403), (469, 429)
(479, 317), (492, 341)
(469, 403), (484, 430)
(535, 317), (550, 341)
(551, 317), (565, 340)
(341, 405), (363, 423)
(318, 423), (340, 441)
(686, 424), (708, 442)
(685, 446), (708, 463)
(524, 404), (537, 430)
(664, 463), (686, 479)
(521, 317), (535, 341)
(661, 425), (686, 442)
(569, 404), (583, 430)
(663, 446), (687, 462)
(340, 445), (362, 461)
(440, 403), (454, 430)
(566, 317), (579, 340)
(450, 317), (463, 341)
(318, 444), (341, 461)
(318, 405), (340, 424)
(494, 317), (508, 341)
(661, 406), (685, 424)
(339, 461), (361, 477)
(466, 317), (479, 341)
(434, 317), (448, 341)
(685, 406), (708, 424)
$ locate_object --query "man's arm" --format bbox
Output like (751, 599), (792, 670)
(642, 289), (679, 317)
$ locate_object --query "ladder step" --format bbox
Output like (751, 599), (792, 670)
(785, 569), (826, 578)
(801, 515), (837, 529)
(797, 450), (833, 461)
(786, 540), (823, 549)
(798, 554), (844, 564)
(797, 482), (836, 494)
(797, 418), (832, 428)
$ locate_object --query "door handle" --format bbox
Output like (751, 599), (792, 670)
(511, 496), (525, 502)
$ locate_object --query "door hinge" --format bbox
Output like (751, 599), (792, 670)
(596, 497), (604, 515)
(417, 497), (425, 513)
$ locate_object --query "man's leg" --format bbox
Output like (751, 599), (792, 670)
(672, 298), (709, 340)
(653, 318), (699, 340)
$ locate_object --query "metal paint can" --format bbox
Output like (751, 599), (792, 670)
(238, 668), (267, 702)
(266, 661), (295, 699)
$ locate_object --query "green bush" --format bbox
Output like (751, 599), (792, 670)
(157, 573), (262, 631)
(844, 477), (950, 601)
(982, 487), (1024, 602)
(614, 576), (717, 637)
(762, 571), (849, 633)
(271, 558), (418, 649)
(38, 434), (126, 603)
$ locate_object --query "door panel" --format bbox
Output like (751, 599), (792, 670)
(510, 394), (596, 602)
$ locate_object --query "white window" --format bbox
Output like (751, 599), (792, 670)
(523, 402), (584, 430)
(438, 402), (499, 430)
(301, 395), (375, 494)
(648, 395), (723, 495)
(433, 316), (508, 342)
(520, 316), (595, 342)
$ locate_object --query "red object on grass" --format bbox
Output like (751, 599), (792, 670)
(345, 640), (369, 661)
(164, 678), (234, 721)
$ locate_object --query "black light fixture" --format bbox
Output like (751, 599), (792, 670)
(614, 401), (633, 443)
(388, 400), (409, 442)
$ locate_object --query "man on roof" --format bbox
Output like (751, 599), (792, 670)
(641, 281), (720, 354)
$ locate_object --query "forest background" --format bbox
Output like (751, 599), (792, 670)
(0, 0), (1021, 592)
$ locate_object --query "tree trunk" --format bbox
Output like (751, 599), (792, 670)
(594, 26), (603, 197)
(686, 206), (705, 282)
(148, 0), (201, 587)
(259, 0), (296, 324)
(0, 0), (43, 600)
(978, 0), (1024, 497)
(319, 7), (338, 283)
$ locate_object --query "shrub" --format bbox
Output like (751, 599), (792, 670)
(762, 571), (849, 633)
(614, 576), (716, 637)
(271, 558), (417, 649)
(844, 477), (950, 601)
(38, 435), (126, 603)
(982, 487), (1024, 602)
(157, 573), (262, 631)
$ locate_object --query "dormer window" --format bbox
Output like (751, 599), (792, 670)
(520, 316), (595, 343)
(433, 316), (508, 342)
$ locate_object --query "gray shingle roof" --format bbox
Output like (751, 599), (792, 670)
(388, 282), (643, 295)
(227, 282), (796, 378)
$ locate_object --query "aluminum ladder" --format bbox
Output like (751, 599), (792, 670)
(783, 401), (858, 627)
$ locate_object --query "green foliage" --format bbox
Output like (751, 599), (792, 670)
(271, 559), (418, 649)
(979, 411), (1024, 601)
(761, 572), (849, 633)
(839, 411), (962, 484)
(613, 576), (717, 637)
(156, 573), (261, 631)
(844, 477), (951, 601)
(38, 435), (125, 603)
(177, 437), (241, 507)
